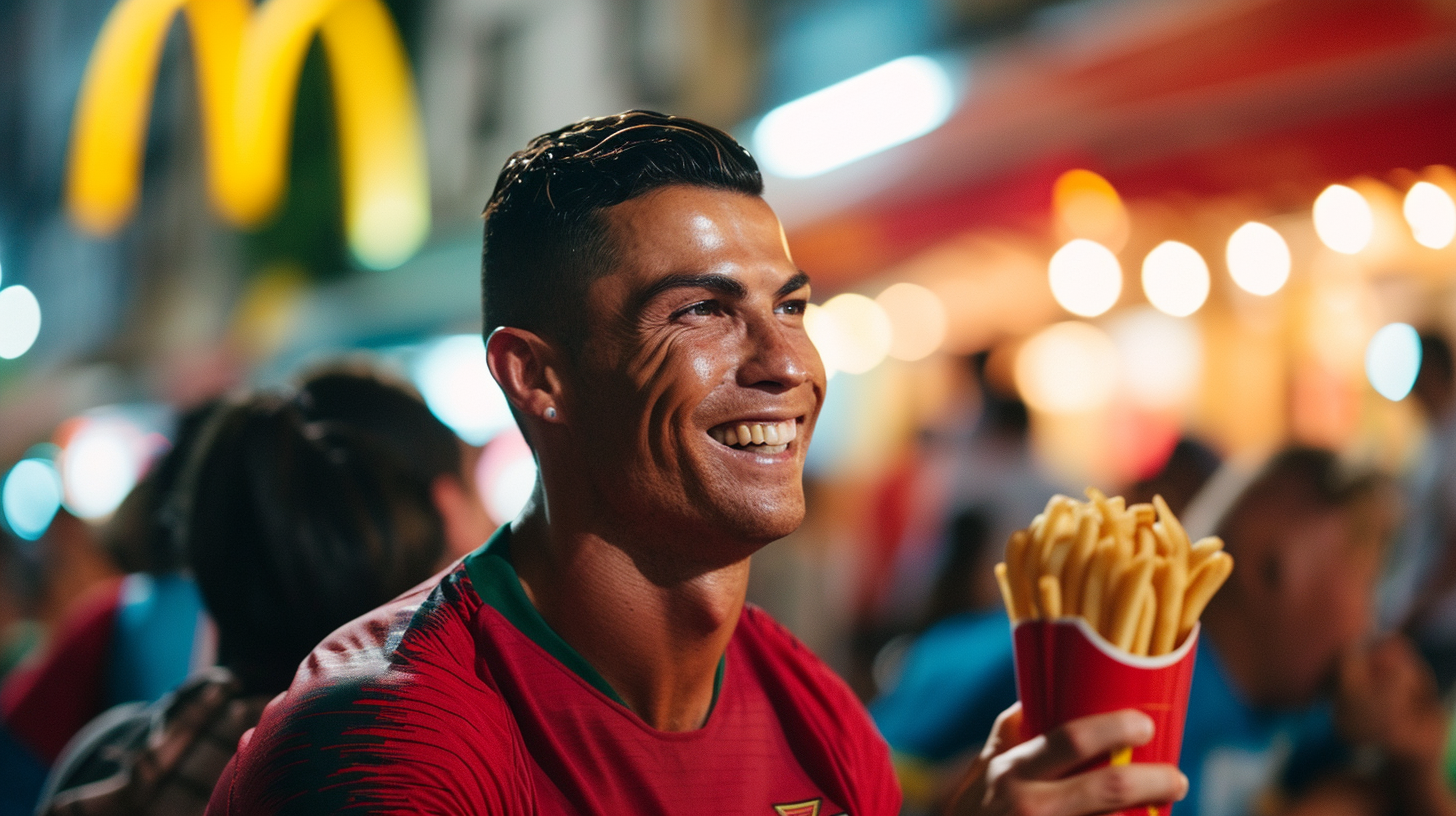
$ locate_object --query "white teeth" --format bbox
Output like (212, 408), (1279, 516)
(712, 420), (797, 450)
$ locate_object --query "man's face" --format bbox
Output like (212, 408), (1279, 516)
(1246, 502), (1384, 707)
(562, 185), (826, 570)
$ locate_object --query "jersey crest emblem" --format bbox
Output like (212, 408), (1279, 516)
(773, 800), (821, 816)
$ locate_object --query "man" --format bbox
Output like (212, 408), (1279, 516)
(875, 448), (1447, 816)
(208, 111), (1186, 815)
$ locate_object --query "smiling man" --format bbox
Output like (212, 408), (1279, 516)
(206, 112), (1187, 815)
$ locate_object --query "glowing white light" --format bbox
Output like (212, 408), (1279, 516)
(0, 286), (41, 359)
(753, 56), (954, 178)
(60, 418), (148, 520)
(1405, 182), (1456, 250)
(1365, 322), (1422, 401)
(803, 304), (839, 380)
(1226, 222), (1291, 296)
(1141, 241), (1210, 317)
(475, 428), (537, 523)
(876, 282), (947, 361)
(1048, 239), (1122, 318)
(809, 293), (893, 375)
(413, 335), (514, 445)
(1313, 184), (1374, 254)
(2, 459), (63, 541)
(1108, 308), (1202, 408)
(1014, 321), (1119, 414)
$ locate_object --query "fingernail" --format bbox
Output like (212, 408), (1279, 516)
(1134, 712), (1155, 742)
(1175, 772), (1189, 801)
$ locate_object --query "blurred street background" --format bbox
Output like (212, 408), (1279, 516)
(4, 0), (1456, 799)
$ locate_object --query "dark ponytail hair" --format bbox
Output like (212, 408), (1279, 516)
(182, 394), (444, 694)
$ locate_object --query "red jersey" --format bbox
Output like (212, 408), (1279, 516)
(208, 527), (901, 815)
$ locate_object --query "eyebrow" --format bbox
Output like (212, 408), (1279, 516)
(633, 270), (812, 313)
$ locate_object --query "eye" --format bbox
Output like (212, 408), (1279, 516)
(674, 300), (722, 320)
(777, 299), (807, 316)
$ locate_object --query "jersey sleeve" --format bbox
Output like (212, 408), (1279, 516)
(209, 671), (533, 815)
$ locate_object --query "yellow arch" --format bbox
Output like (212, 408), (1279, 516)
(67, 0), (429, 270)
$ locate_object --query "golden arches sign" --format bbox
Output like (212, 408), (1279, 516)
(67, 0), (429, 270)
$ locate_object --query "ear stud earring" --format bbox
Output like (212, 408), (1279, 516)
(545, 407), (557, 420)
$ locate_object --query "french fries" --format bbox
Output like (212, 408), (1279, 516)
(996, 489), (1233, 657)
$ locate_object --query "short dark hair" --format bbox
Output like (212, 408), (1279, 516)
(182, 394), (445, 695)
(481, 110), (762, 347)
(1217, 446), (1392, 545)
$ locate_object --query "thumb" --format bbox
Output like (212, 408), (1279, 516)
(982, 702), (1026, 760)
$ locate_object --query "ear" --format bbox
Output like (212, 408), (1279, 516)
(486, 326), (566, 423)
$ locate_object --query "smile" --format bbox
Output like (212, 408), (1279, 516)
(708, 419), (797, 454)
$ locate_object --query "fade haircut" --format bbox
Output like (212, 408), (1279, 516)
(481, 110), (763, 349)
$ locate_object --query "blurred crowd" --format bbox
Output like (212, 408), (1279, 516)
(5, 335), (1456, 816)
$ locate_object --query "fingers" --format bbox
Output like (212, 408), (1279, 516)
(1009, 763), (1188, 816)
(1005, 709), (1155, 781)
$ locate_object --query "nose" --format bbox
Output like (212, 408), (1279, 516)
(737, 313), (815, 392)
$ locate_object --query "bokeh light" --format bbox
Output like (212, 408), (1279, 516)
(59, 417), (149, 520)
(1365, 322), (1422, 401)
(2, 458), (63, 541)
(1108, 307), (1202, 408)
(807, 294), (893, 375)
(1052, 169), (1130, 251)
(475, 427), (537, 524)
(1313, 184), (1373, 254)
(1141, 241), (1210, 317)
(753, 56), (954, 178)
(0, 285), (41, 359)
(1015, 321), (1119, 414)
(413, 334), (514, 445)
(1225, 222), (1291, 296)
(1404, 181), (1456, 250)
(876, 282), (947, 361)
(1048, 239), (1122, 318)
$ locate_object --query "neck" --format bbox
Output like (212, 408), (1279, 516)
(507, 506), (748, 732)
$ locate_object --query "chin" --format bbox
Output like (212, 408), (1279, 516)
(716, 495), (806, 545)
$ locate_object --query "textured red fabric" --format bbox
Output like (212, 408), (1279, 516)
(1, 577), (124, 763)
(209, 564), (901, 815)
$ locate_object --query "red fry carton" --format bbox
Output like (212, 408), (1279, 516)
(1012, 617), (1199, 816)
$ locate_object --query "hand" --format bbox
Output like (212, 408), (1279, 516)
(945, 703), (1188, 816)
(1336, 636), (1446, 767)
(1334, 636), (1456, 816)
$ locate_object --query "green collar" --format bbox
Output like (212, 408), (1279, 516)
(463, 526), (725, 714)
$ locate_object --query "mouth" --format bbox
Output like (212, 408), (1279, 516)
(707, 418), (798, 455)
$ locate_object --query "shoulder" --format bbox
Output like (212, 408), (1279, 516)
(216, 566), (533, 815)
(733, 605), (902, 815)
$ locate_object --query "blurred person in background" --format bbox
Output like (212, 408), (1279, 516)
(0, 404), (219, 814)
(3, 366), (491, 814)
(290, 362), (493, 566)
(850, 352), (1065, 698)
(33, 380), (456, 815)
(208, 110), (1188, 816)
(873, 447), (1418, 816)
(1380, 332), (1456, 690)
